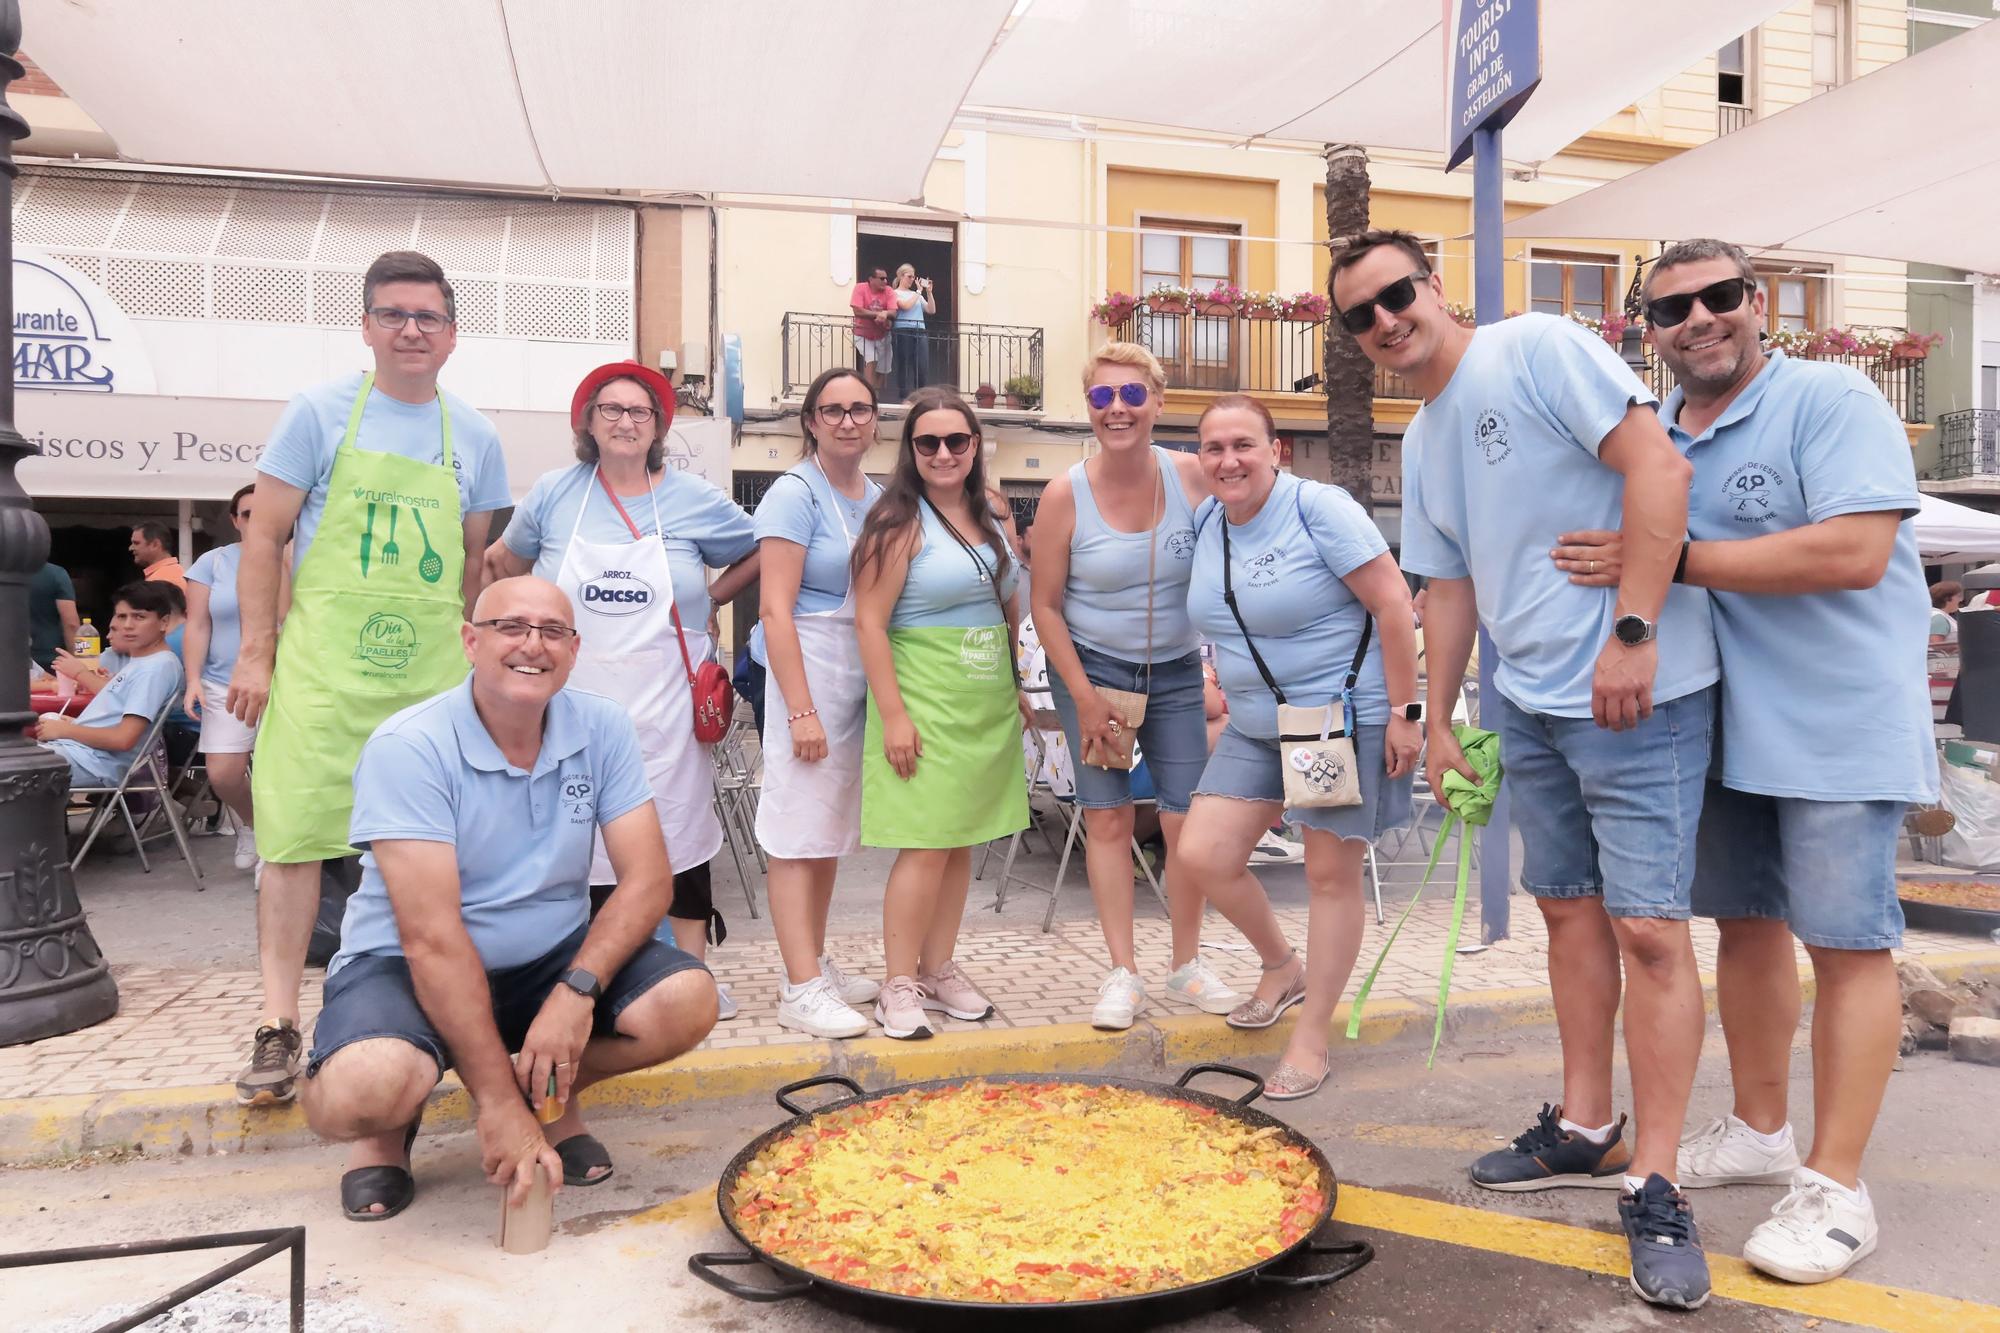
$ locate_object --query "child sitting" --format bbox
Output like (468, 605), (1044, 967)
(38, 580), (186, 791)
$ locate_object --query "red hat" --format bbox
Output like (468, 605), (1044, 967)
(571, 361), (676, 435)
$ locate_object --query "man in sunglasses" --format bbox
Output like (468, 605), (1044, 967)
(1333, 229), (1720, 1310)
(1552, 239), (1933, 1286)
(301, 575), (717, 1222)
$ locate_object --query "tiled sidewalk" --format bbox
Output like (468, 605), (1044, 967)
(1, 900), (1984, 1098)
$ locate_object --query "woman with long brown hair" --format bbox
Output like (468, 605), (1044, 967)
(852, 387), (1029, 1040)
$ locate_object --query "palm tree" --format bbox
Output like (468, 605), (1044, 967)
(1318, 143), (1374, 513)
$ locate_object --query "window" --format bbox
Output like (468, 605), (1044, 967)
(1755, 268), (1826, 335)
(1717, 36), (1747, 107)
(1529, 251), (1616, 322)
(1138, 218), (1242, 371)
(1812, 1), (1846, 96)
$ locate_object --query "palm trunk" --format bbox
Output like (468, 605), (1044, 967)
(1319, 144), (1374, 513)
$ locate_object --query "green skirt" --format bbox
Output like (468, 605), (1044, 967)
(862, 624), (1030, 849)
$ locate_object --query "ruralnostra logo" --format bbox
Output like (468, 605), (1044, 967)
(354, 612), (419, 670)
(580, 570), (656, 616)
(1473, 409), (1512, 465)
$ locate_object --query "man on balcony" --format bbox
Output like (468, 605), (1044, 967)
(850, 266), (897, 393)
(1552, 238), (1934, 1287)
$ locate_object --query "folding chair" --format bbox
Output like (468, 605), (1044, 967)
(67, 702), (205, 887)
(1035, 787), (1169, 934)
(710, 715), (763, 918)
(983, 716), (1068, 909)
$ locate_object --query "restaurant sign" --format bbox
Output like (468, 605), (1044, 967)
(12, 250), (157, 395)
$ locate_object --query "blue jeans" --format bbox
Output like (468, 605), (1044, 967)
(1047, 645), (1206, 814)
(890, 327), (928, 399)
(1693, 784), (1906, 949)
(1494, 685), (1716, 919)
(1195, 721), (1413, 841)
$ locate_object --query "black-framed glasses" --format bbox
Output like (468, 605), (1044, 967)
(367, 306), (451, 334)
(472, 618), (579, 644)
(1644, 276), (1754, 329)
(1085, 383), (1151, 411)
(1337, 274), (1423, 335)
(814, 402), (878, 426)
(912, 432), (976, 457)
(593, 402), (657, 424)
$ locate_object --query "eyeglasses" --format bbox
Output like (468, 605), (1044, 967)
(472, 618), (579, 644)
(814, 402), (878, 426)
(367, 306), (451, 334)
(1085, 383), (1151, 411)
(593, 402), (657, 424)
(1337, 274), (1423, 335)
(1643, 276), (1754, 329)
(912, 432), (977, 457)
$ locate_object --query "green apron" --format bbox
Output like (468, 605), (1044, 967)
(252, 372), (469, 863)
(861, 623), (1029, 849)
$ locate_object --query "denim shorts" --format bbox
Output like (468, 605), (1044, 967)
(1193, 722), (1414, 841)
(1693, 784), (1906, 949)
(1495, 685), (1715, 919)
(1047, 645), (1207, 814)
(306, 922), (709, 1077)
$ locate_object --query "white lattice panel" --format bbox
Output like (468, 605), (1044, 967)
(453, 277), (501, 337)
(315, 193), (420, 268)
(409, 196), (509, 275)
(214, 263), (308, 324)
(506, 207), (595, 281)
(107, 181), (223, 255)
(504, 281), (592, 341)
(16, 175), (129, 249)
(105, 255), (207, 319)
(215, 187), (323, 261)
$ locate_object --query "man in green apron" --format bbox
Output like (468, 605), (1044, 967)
(227, 251), (513, 1108)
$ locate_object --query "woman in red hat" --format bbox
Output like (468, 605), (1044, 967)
(486, 363), (759, 1050)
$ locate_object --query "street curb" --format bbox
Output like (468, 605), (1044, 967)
(8, 946), (1998, 1165)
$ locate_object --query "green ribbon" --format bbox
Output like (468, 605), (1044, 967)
(1345, 725), (1502, 1067)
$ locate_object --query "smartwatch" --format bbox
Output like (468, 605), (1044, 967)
(1392, 702), (1424, 722)
(559, 967), (602, 1002)
(1613, 613), (1657, 647)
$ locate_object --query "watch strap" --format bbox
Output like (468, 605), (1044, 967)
(560, 967), (601, 1001)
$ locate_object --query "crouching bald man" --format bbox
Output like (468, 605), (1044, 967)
(301, 575), (718, 1221)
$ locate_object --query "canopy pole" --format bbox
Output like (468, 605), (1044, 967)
(1472, 125), (1510, 946)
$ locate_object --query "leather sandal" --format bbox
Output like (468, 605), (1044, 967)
(339, 1114), (422, 1222)
(554, 1131), (615, 1187)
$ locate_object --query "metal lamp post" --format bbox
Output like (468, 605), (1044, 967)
(0, 4), (119, 1045)
(1620, 254), (1651, 376)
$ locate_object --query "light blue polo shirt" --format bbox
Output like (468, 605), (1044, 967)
(330, 678), (655, 975)
(1187, 474), (1389, 738)
(1400, 313), (1719, 717)
(1674, 351), (1936, 803)
(186, 543), (245, 689)
(504, 462), (756, 627)
(748, 462), (880, 665)
(44, 648), (184, 786)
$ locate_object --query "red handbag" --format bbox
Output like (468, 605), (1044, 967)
(598, 472), (735, 743)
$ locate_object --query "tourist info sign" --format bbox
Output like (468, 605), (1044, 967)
(1446, 0), (1542, 171)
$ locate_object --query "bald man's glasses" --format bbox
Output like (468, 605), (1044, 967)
(473, 618), (578, 644)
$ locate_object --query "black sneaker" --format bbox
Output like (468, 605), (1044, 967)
(1618, 1173), (1712, 1310)
(234, 1019), (303, 1106)
(1468, 1103), (1632, 1191)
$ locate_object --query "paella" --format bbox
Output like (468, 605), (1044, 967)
(725, 1078), (1328, 1304)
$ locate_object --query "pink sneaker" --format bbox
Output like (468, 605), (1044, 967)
(873, 975), (933, 1041)
(916, 960), (994, 1021)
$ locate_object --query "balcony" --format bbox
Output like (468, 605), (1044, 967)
(1646, 347), (1925, 423)
(780, 312), (1044, 406)
(1933, 410), (2000, 482)
(1718, 102), (1753, 136)
(1112, 305), (1330, 396)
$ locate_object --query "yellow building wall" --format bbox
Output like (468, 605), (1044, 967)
(1105, 168), (1279, 297)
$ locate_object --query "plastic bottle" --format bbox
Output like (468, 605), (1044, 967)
(73, 618), (101, 659)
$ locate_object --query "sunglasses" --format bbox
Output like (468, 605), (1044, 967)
(1337, 274), (1423, 335)
(912, 432), (977, 457)
(1085, 382), (1151, 411)
(1643, 276), (1754, 329)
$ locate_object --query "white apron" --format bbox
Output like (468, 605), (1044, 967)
(557, 468), (724, 884)
(755, 464), (873, 859)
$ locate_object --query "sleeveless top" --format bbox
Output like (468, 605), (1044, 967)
(1064, 445), (1200, 662)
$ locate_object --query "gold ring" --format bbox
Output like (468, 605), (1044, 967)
(1590, 560), (1598, 574)
(1108, 720), (1122, 733)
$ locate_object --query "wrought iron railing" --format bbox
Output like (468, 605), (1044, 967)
(1645, 348), (1924, 423)
(1934, 409), (2000, 481)
(1111, 305), (1327, 395)
(780, 312), (1044, 407)
(1718, 103), (1753, 136)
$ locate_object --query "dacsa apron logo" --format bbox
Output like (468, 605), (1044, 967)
(354, 612), (419, 670)
(580, 570), (655, 617)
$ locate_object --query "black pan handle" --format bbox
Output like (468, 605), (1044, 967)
(1252, 1237), (1375, 1289)
(688, 1250), (814, 1302)
(1175, 1062), (1265, 1106)
(774, 1073), (866, 1116)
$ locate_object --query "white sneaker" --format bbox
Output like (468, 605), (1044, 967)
(1742, 1172), (1879, 1284)
(819, 954), (879, 1006)
(1090, 967), (1146, 1030)
(1677, 1115), (1801, 1187)
(233, 828), (259, 871)
(777, 976), (869, 1039)
(874, 975), (933, 1041)
(1248, 829), (1304, 866)
(715, 982), (739, 1021)
(1165, 955), (1245, 1015)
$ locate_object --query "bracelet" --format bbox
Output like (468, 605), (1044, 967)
(787, 707), (819, 724)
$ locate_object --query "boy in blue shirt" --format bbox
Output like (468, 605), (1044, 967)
(1552, 240), (1933, 1286)
(37, 581), (185, 790)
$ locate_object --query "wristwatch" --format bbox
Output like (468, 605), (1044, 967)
(558, 967), (602, 1002)
(1612, 613), (1657, 646)
(1392, 702), (1424, 722)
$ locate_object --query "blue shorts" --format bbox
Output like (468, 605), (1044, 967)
(1494, 685), (1715, 919)
(306, 923), (710, 1078)
(1048, 645), (1207, 814)
(1193, 722), (1414, 841)
(1693, 784), (1906, 950)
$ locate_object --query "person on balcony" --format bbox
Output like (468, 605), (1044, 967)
(850, 266), (899, 395)
(889, 264), (935, 402)
(1029, 341), (1243, 1030)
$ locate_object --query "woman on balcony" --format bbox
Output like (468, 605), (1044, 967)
(752, 368), (885, 1038)
(889, 264), (935, 402)
(852, 387), (1029, 1040)
(1028, 342), (1243, 1031)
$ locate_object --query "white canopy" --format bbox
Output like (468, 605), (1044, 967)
(1916, 492), (2000, 565)
(1505, 20), (2000, 274)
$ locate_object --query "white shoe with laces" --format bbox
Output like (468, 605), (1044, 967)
(874, 975), (934, 1040)
(1247, 829), (1304, 865)
(1164, 955), (1245, 1015)
(1090, 967), (1146, 1030)
(776, 976), (869, 1039)
(1677, 1115), (1801, 1187)
(819, 953), (879, 1006)
(234, 828), (259, 871)
(715, 982), (739, 1021)
(1741, 1172), (1879, 1284)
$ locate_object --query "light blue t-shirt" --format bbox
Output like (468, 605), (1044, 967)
(331, 678), (655, 975)
(1674, 352), (1936, 803)
(891, 502), (1021, 630)
(1400, 313), (1719, 718)
(186, 543), (244, 690)
(503, 463), (755, 627)
(748, 462), (880, 666)
(1065, 447), (1201, 663)
(1187, 474), (1390, 738)
(46, 648), (183, 785)
(257, 371), (512, 572)
(893, 288), (927, 330)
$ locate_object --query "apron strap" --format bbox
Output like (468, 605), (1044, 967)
(341, 372), (452, 468)
(596, 468), (700, 687)
(920, 495), (1021, 691)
